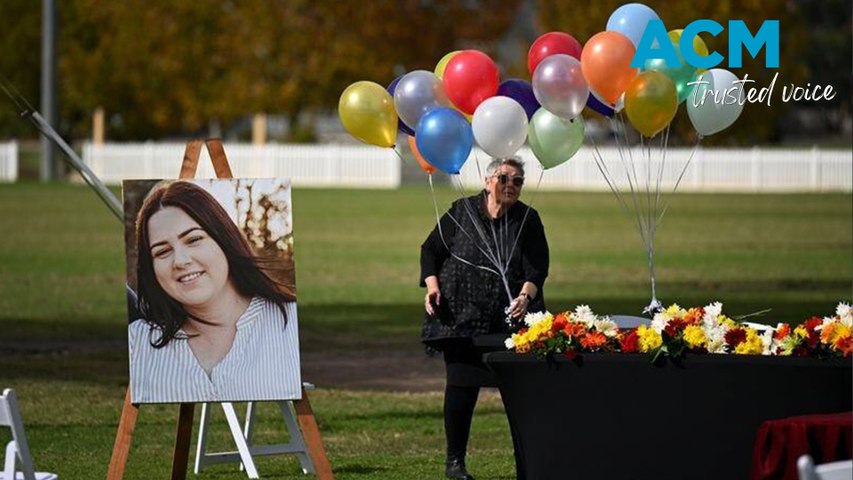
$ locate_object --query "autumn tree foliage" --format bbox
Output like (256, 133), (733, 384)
(0, 0), (520, 139)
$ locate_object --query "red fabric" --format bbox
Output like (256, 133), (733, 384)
(750, 412), (853, 480)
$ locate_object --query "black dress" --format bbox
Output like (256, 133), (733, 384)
(420, 191), (549, 386)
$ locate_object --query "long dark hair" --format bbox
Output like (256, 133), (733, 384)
(135, 180), (296, 348)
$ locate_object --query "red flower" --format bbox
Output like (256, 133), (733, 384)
(580, 331), (607, 351)
(804, 317), (823, 333)
(564, 350), (577, 360)
(620, 330), (639, 353)
(804, 317), (822, 348)
(836, 336), (852, 358)
(552, 312), (569, 332)
(724, 328), (747, 348)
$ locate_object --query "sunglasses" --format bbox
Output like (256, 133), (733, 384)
(496, 174), (524, 187)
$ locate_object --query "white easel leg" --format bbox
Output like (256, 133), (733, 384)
(193, 402), (211, 474)
(239, 402), (256, 473)
(280, 401), (315, 474)
(221, 403), (260, 479)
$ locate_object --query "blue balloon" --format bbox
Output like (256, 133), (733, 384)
(415, 108), (473, 175)
(586, 90), (615, 117)
(386, 76), (416, 137)
(606, 3), (661, 48)
(497, 79), (540, 120)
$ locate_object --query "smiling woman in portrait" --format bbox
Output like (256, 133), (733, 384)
(128, 180), (300, 404)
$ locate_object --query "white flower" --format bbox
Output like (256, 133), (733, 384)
(703, 302), (723, 325)
(572, 305), (597, 326)
(524, 311), (551, 327)
(760, 329), (774, 355)
(651, 312), (669, 333)
(504, 337), (515, 350)
(705, 324), (728, 353)
(594, 317), (619, 338)
(836, 302), (852, 326)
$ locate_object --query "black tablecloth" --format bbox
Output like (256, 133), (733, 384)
(484, 352), (852, 480)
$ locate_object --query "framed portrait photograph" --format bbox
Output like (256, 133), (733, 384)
(122, 178), (301, 404)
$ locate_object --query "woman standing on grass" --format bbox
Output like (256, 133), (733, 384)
(420, 157), (549, 480)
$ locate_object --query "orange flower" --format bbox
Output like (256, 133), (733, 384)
(684, 307), (704, 325)
(581, 331), (607, 351)
(774, 323), (791, 340)
(820, 323), (836, 345)
(564, 322), (587, 338)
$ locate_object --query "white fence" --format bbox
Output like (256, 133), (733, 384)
(79, 142), (851, 192)
(82, 142), (401, 188)
(456, 146), (852, 192)
(0, 141), (17, 182)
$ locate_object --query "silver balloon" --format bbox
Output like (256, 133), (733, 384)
(532, 54), (589, 119)
(393, 70), (450, 131)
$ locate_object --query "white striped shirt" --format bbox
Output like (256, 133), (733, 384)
(128, 297), (301, 404)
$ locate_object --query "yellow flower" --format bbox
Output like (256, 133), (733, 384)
(637, 325), (663, 352)
(665, 304), (686, 318)
(527, 318), (553, 342)
(822, 322), (852, 348)
(794, 325), (809, 339)
(735, 329), (764, 355)
(683, 325), (707, 349)
(511, 332), (529, 350)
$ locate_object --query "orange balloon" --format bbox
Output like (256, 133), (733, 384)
(407, 135), (436, 174)
(581, 31), (639, 105)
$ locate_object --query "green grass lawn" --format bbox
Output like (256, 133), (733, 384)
(0, 183), (850, 479)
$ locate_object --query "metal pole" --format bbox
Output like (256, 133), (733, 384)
(41, 0), (57, 182)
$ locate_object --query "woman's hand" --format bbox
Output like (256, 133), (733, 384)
(508, 293), (530, 319)
(424, 276), (441, 316)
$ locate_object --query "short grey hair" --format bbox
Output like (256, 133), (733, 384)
(485, 156), (525, 178)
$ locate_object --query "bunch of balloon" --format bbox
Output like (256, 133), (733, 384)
(575, 2), (746, 314)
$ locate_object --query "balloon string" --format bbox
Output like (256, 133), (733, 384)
(428, 174), (502, 278)
(452, 176), (503, 269)
(607, 117), (649, 249)
(506, 169), (544, 266)
(450, 175), (514, 303)
(590, 137), (649, 249)
(655, 134), (703, 225)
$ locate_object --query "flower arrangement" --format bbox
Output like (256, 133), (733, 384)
(771, 303), (852, 358)
(503, 305), (623, 359)
(505, 302), (853, 361)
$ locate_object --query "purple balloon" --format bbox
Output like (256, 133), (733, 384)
(387, 76), (416, 136)
(586, 90), (615, 117)
(497, 79), (540, 120)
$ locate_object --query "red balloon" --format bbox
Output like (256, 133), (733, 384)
(528, 32), (583, 76)
(442, 50), (499, 115)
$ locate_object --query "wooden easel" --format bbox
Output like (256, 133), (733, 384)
(106, 139), (334, 480)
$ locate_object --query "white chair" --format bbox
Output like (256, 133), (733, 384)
(0, 389), (58, 480)
(798, 454), (853, 480)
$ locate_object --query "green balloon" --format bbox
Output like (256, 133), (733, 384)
(528, 108), (585, 170)
(643, 41), (698, 104)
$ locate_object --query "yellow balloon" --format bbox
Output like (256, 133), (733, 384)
(434, 50), (461, 80)
(669, 29), (709, 74)
(625, 71), (678, 138)
(338, 81), (398, 148)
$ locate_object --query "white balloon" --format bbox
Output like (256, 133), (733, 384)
(687, 68), (744, 136)
(532, 54), (589, 119)
(393, 70), (450, 131)
(472, 96), (529, 158)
